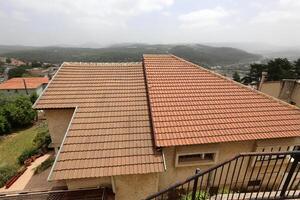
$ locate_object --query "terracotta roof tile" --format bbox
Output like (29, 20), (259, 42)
(34, 62), (163, 181)
(143, 54), (300, 147)
(0, 77), (48, 90)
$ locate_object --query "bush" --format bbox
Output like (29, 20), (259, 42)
(30, 92), (38, 104)
(0, 165), (17, 187)
(34, 157), (54, 174)
(6, 95), (36, 128)
(0, 115), (10, 135)
(33, 125), (51, 149)
(18, 148), (39, 165)
(8, 67), (26, 78)
(182, 191), (209, 200)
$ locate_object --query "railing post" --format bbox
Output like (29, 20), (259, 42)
(191, 168), (201, 200)
(280, 152), (300, 198)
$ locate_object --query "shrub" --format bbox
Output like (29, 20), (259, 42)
(8, 67), (26, 78)
(182, 191), (209, 200)
(6, 95), (36, 128)
(18, 148), (39, 165)
(0, 115), (10, 135)
(0, 165), (17, 188)
(34, 157), (54, 174)
(33, 125), (51, 149)
(30, 92), (38, 104)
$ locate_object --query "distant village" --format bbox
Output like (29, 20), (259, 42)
(0, 57), (59, 95)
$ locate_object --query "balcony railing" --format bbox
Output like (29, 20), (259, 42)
(146, 149), (300, 200)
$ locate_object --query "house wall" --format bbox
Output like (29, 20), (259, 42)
(35, 85), (44, 96)
(260, 81), (281, 98)
(159, 140), (255, 189)
(159, 137), (299, 190)
(66, 177), (111, 190)
(114, 173), (159, 200)
(66, 173), (160, 200)
(291, 83), (300, 106)
(44, 109), (74, 152)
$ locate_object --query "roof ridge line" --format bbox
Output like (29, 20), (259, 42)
(142, 56), (159, 149)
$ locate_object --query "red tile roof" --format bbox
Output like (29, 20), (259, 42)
(34, 62), (164, 180)
(143, 54), (300, 147)
(0, 77), (48, 90)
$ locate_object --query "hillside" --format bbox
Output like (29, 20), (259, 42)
(0, 45), (37, 54)
(0, 44), (262, 66)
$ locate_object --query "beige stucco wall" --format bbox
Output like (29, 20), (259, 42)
(159, 141), (255, 189)
(66, 177), (111, 190)
(114, 173), (159, 200)
(291, 83), (300, 107)
(159, 137), (299, 190)
(44, 109), (74, 150)
(260, 81), (281, 98)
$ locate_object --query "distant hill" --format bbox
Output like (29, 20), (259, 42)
(0, 45), (37, 54)
(0, 44), (262, 66)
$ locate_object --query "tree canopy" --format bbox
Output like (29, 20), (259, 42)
(8, 67), (27, 78)
(0, 95), (36, 135)
(242, 58), (300, 84)
(232, 71), (241, 82)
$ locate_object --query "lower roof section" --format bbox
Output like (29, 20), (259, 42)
(34, 62), (164, 180)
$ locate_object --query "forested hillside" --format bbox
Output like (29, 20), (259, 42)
(0, 44), (262, 66)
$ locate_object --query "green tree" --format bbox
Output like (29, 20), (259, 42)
(242, 63), (266, 84)
(6, 58), (11, 64)
(232, 71), (241, 82)
(8, 67), (26, 78)
(6, 96), (36, 128)
(294, 58), (300, 78)
(243, 58), (297, 85)
(30, 92), (38, 104)
(31, 61), (42, 68)
(267, 58), (294, 81)
(0, 66), (5, 74)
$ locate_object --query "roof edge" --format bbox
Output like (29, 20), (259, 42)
(33, 62), (66, 110)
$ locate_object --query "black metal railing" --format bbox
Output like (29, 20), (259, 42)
(146, 149), (300, 200)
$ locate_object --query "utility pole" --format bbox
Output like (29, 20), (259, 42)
(23, 78), (29, 95)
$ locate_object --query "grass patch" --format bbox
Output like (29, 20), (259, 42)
(0, 122), (49, 187)
(0, 122), (48, 168)
(34, 156), (54, 175)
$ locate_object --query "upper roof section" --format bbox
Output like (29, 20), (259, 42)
(34, 62), (164, 180)
(143, 54), (300, 147)
(0, 77), (48, 90)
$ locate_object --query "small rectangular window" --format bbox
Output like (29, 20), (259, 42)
(177, 152), (216, 167)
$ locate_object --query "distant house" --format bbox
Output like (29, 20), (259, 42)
(0, 77), (49, 96)
(10, 58), (26, 66)
(34, 55), (300, 200)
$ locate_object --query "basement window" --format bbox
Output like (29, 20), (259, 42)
(176, 152), (217, 167)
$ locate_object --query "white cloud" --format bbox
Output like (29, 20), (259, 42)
(251, 0), (300, 23)
(0, 0), (174, 45)
(3, 0), (174, 28)
(178, 7), (233, 28)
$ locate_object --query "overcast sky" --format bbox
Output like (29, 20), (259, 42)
(1, 0), (300, 47)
